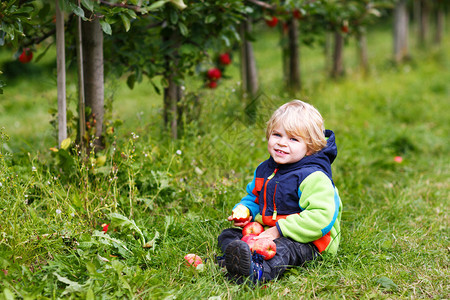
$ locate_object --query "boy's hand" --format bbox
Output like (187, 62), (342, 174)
(254, 226), (280, 241)
(227, 215), (252, 227)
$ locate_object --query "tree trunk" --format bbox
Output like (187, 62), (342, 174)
(418, 0), (430, 48)
(162, 31), (183, 139)
(163, 78), (183, 139)
(82, 16), (104, 150)
(239, 17), (259, 123)
(393, 0), (410, 63)
(287, 18), (301, 92)
(434, 4), (445, 45)
(56, 0), (67, 146)
(357, 31), (369, 75)
(331, 31), (344, 78)
(324, 32), (333, 74)
(76, 11), (86, 149)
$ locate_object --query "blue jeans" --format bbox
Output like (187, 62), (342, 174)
(218, 228), (320, 281)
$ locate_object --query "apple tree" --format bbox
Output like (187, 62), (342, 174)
(0, 0), (185, 148)
(102, 0), (246, 138)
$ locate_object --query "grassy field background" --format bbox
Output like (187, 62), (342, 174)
(0, 20), (449, 299)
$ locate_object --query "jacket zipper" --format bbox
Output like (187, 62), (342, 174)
(272, 183), (278, 220)
(262, 168), (278, 221)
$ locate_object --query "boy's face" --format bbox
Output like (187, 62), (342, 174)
(268, 125), (310, 165)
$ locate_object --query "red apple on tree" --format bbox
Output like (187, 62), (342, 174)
(242, 222), (264, 236)
(208, 81), (218, 89)
(341, 25), (349, 33)
(265, 16), (278, 28)
(219, 53), (231, 65)
(253, 238), (277, 260)
(207, 67), (221, 81)
(18, 48), (33, 64)
(232, 204), (250, 223)
(293, 9), (302, 20)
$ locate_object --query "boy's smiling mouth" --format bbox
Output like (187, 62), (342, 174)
(275, 149), (288, 155)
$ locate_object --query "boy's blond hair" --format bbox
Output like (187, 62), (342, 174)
(266, 100), (327, 154)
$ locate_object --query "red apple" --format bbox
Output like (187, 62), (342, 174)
(341, 25), (349, 33)
(184, 254), (203, 267)
(232, 204), (250, 223)
(208, 81), (218, 89)
(219, 53), (231, 65)
(253, 238), (277, 260)
(207, 67), (221, 81)
(265, 16), (278, 28)
(241, 234), (257, 243)
(293, 9), (302, 20)
(18, 48), (33, 64)
(242, 222), (264, 236)
(241, 234), (257, 251)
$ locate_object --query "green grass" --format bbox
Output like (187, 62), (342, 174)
(0, 20), (449, 299)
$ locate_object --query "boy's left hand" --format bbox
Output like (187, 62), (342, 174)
(254, 226), (280, 241)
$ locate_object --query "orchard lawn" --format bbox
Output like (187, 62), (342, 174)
(0, 24), (449, 298)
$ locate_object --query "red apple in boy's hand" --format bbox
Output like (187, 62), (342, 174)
(232, 204), (250, 223)
(184, 254), (203, 267)
(242, 222), (264, 236)
(253, 238), (277, 260)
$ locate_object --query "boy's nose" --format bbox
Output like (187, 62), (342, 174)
(277, 138), (287, 146)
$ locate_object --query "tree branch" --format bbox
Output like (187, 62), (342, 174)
(246, 0), (275, 10)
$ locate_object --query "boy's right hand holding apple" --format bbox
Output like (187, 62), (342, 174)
(228, 204), (252, 227)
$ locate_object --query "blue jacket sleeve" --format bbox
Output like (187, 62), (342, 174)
(233, 168), (260, 219)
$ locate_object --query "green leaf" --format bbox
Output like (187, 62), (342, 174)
(148, 0), (168, 11)
(375, 276), (398, 291)
(205, 15), (216, 24)
(120, 14), (131, 32)
(68, 2), (85, 19)
(81, 0), (94, 11)
(168, 0), (187, 10)
(109, 213), (145, 245)
(127, 74), (136, 89)
(99, 20), (112, 35)
(60, 138), (71, 150)
(178, 22), (188, 37)
(92, 230), (132, 253)
(169, 9), (178, 24)
(53, 272), (85, 295)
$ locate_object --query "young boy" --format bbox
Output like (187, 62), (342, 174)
(218, 100), (342, 284)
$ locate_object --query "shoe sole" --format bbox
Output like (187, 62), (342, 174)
(224, 240), (252, 278)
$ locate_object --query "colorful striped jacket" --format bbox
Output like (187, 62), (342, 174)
(236, 130), (342, 254)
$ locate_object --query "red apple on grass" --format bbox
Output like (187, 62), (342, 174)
(242, 222), (264, 236)
(184, 253), (203, 267)
(253, 238), (277, 260)
(232, 204), (250, 223)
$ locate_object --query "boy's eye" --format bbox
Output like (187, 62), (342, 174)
(290, 138), (298, 142)
(273, 133), (281, 137)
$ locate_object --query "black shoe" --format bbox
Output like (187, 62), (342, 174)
(216, 255), (226, 268)
(224, 240), (264, 284)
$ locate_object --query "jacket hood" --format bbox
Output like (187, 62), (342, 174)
(268, 129), (337, 179)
